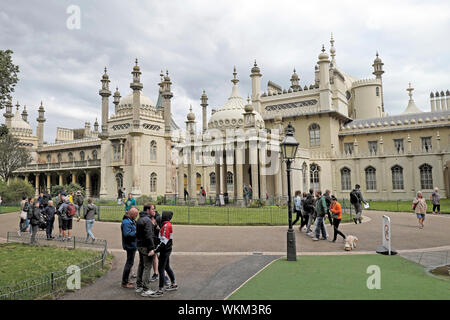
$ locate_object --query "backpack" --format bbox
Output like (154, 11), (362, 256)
(38, 213), (47, 229)
(350, 190), (359, 204)
(66, 203), (76, 217)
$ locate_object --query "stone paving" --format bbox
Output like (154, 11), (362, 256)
(0, 209), (449, 300)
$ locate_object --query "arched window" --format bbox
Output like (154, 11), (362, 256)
(150, 140), (157, 161)
(57, 153), (62, 162)
(419, 164), (433, 190)
(341, 167), (351, 191)
(92, 150), (98, 160)
(376, 87), (380, 97)
(196, 173), (201, 191)
(391, 165), (404, 190)
(309, 163), (320, 191)
(365, 166), (377, 190)
(183, 174), (187, 190)
(309, 123), (320, 147)
(47, 154), (51, 163)
(68, 152), (74, 162)
(227, 171), (233, 186)
(210, 172), (216, 187)
(150, 173), (157, 192)
(116, 173), (123, 190)
(80, 151), (85, 161)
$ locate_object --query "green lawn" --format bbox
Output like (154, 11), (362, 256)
(0, 243), (104, 287)
(0, 206), (20, 214)
(366, 198), (449, 214)
(98, 205), (353, 225)
(228, 254), (450, 300)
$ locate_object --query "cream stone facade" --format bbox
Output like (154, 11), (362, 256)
(5, 36), (450, 202)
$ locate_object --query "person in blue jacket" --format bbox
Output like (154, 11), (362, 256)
(121, 207), (138, 288)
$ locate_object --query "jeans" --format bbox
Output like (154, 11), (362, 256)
(19, 218), (28, 232)
(30, 224), (38, 244)
(292, 210), (302, 225)
(85, 219), (95, 240)
(315, 216), (326, 239)
(314, 216), (328, 238)
(136, 247), (154, 291)
(46, 218), (54, 238)
(25, 218), (30, 233)
(354, 203), (362, 220)
(333, 218), (346, 241)
(306, 214), (314, 233)
(122, 249), (137, 285)
(158, 249), (175, 289)
(76, 205), (83, 218)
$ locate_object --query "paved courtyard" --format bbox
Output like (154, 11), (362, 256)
(0, 210), (449, 300)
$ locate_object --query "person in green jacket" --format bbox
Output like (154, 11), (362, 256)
(125, 193), (137, 212)
(312, 190), (327, 241)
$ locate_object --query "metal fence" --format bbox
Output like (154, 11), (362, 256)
(0, 232), (108, 300)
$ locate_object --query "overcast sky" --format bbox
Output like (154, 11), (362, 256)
(1, 0), (449, 142)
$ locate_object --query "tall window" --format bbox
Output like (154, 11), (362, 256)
(92, 150), (98, 160)
(196, 173), (201, 191)
(394, 139), (404, 153)
(227, 171), (233, 187)
(344, 143), (354, 155)
(57, 153), (62, 162)
(391, 165), (404, 190)
(341, 167), (351, 191)
(116, 173), (123, 190)
(68, 152), (74, 162)
(150, 173), (157, 192)
(421, 137), (432, 152)
(80, 151), (85, 161)
(368, 141), (378, 155)
(365, 166), (377, 190)
(113, 143), (121, 161)
(210, 172), (216, 187)
(47, 154), (51, 163)
(309, 163), (320, 191)
(309, 124), (320, 147)
(150, 141), (157, 161)
(419, 164), (433, 190)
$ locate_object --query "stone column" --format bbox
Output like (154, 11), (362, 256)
(259, 141), (267, 201)
(235, 160), (244, 207)
(221, 152), (227, 198)
(215, 163), (221, 197)
(71, 172), (76, 184)
(188, 146), (197, 205)
(130, 134), (142, 197)
(281, 160), (287, 203)
(35, 175), (40, 197)
(99, 139), (109, 198)
(47, 174), (51, 193)
(408, 157), (415, 196)
(59, 173), (63, 186)
(177, 163), (185, 204)
(274, 154), (282, 204)
(85, 171), (91, 198)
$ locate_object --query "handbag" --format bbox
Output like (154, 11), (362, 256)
(20, 211), (27, 220)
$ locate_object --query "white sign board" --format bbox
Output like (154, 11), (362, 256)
(382, 215), (391, 255)
(219, 194), (225, 206)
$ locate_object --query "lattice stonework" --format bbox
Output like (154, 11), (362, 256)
(265, 99), (318, 111)
(143, 123), (161, 131)
(112, 123), (131, 131)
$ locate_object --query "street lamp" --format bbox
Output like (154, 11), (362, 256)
(280, 122), (299, 261)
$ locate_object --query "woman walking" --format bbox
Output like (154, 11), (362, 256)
(329, 196), (346, 242)
(292, 191), (303, 230)
(84, 198), (98, 242)
(413, 191), (427, 229)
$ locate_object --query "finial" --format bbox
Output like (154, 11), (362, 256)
(203, 90), (205, 94)
(166, 70), (169, 76)
(376, 51), (379, 57)
(40, 101), (43, 107)
(254, 60), (257, 67)
(293, 67), (296, 73)
(231, 66), (239, 85)
(321, 45), (325, 52)
(116, 86), (118, 91)
(407, 83), (414, 99)
(331, 32), (334, 42)
(135, 58), (138, 66)
(104, 67), (107, 73)
(16, 101), (19, 111)
(247, 94), (251, 104)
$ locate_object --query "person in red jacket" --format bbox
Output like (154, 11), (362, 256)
(329, 196), (346, 243)
(148, 210), (178, 297)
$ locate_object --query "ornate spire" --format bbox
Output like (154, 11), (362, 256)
(251, 60), (261, 74)
(231, 66), (239, 85)
(407, 82), (414, 100)
(330, 33), (336, 65)
(16, 101), (20, 111)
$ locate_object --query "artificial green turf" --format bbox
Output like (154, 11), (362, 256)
(228, 254), (450, 300)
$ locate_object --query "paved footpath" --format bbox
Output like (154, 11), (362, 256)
(1, 210), (449, 300)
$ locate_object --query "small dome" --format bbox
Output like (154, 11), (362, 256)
(446, 90), (450, 96)
(10, 110), (33, 136)
(187, 111), (195, 121)
(291, 68), (299, 80)
(374, 52), (382, 64)
(430, 92), (434, 98)
(251, 61), (260, 74)
(244, 104), (253, 113)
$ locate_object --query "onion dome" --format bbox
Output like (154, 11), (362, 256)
(187, 105), (195, 121)
(251, 60), (260, 74)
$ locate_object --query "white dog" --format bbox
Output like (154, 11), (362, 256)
(344, 235), (358, 251)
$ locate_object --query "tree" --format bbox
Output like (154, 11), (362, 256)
(0, 130), (32, 182)
(0, 178), (34, 203)
(0, 50), (20, 110)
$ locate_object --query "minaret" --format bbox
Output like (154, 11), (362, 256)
(21, 105), (28, 123)
(290, 68), (300, 91)
(99, 67), (111, 138)
(162, 70), (173, 134)
(372, 52), (385, 113)
(84, 121), (91, 137)
(317, 45), (331, 110)
(330, 33), (336, 67)
(130, 59), (143, 130)
(113, 86), (121, 114)
(250, 60), (262, 114)
(3, 99), (13, 128)
(186, 105), (197, 205)
(94, 118), (99, 133)
(200, 90), (208, 133)
(36, 101), (46, 147)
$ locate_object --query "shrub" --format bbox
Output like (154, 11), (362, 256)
(136, 195), (153, 205)
(0, 178), (34, 203)
(51, 183), (85, 198)
(156, 195), (165, 205)
(249, 199), (265, 208)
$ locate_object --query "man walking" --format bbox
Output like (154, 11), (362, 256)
(312, 190), (327, 241)
(430, 187), (441, 215)
(135, 203), (156, 296)
(43, 200), (56, 240)
(350, 184), (367, 224)
(121, 207), (138, 289)
(148, 203), (162, 283)
(304, 189), (316, 235)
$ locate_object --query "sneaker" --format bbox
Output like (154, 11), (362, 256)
(165, 284), (178, 291)
(67, 237), (72, 241)
(131, 272), (137, 279)
(358, 219), (362, 224)
(135, 287), (144, 293)
(121, 283), (134, 289)
(141, 289), (156, 297)
(150, 274), (158, 282)
(312, 237), (319, 241)
(320, 237), (327, 240)
(17, 231), (21, 236)
(353, 218), (357, 224)
(149, 290), (164, 298)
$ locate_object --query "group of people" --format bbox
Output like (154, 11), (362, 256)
(292, 184), (368, 242)
(121, 202), (178, 298)
(18, 190), (98, 244)
(412, 187), (441, 229)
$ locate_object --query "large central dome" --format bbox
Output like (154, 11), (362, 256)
(208, 69), (264, 130)
(118, 92), (155, 109)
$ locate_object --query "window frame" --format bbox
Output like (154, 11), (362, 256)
(391, 165), (404, 190)
(365, 166), (377, 191)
